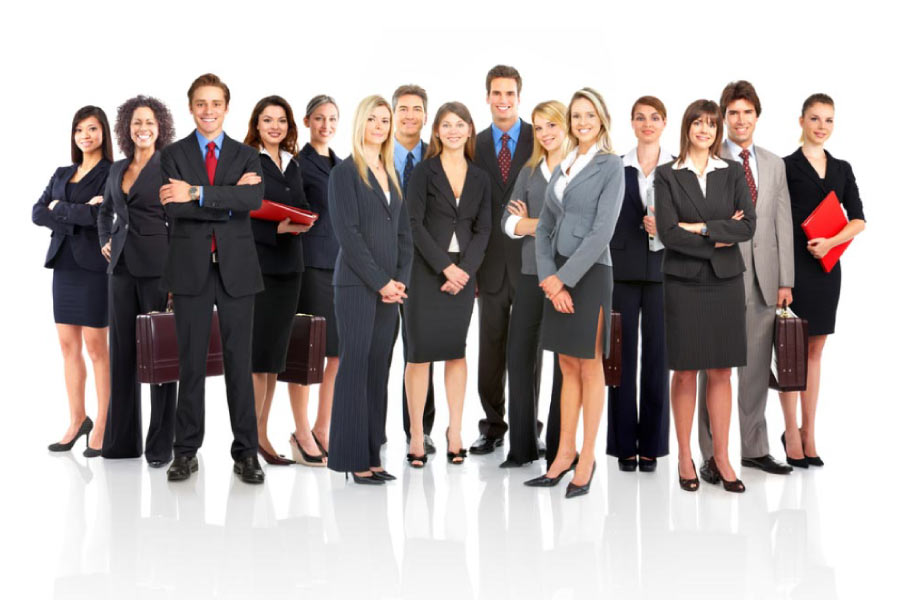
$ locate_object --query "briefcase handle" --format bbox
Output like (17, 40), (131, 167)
(777, 302), (799, 319)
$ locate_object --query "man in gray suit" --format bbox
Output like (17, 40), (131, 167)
(698, 81), (794, 476)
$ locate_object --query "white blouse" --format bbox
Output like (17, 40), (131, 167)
(449, 197), (460, 252)
(259, 146), (293, 174)
(553, 144), (599, 201)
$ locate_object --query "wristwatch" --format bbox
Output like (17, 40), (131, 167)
(189, 186), (200, 201)
(700, 224), (708, 236)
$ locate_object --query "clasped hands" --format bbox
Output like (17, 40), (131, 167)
(678, 209), (744, 248)
(442, 263), (469, 295)
(159, 171), (261, 205)
(379, 280), (407, 304)
(539, 274), (574, 314)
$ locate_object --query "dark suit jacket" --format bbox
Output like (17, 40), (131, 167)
(473, 120), (533, 293)
(159, 132), (264, 297)
(406, 156), (492, 276)
(251, 153), (310, 275)
(654, 160), (756, 280)
(98, 154), (169, 277)
(32, 160), (111, 272)
(327, 158), (413, 292)
(298, 143), (342, 269)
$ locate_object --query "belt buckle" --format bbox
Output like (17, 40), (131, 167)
(211, 250), (218, 264)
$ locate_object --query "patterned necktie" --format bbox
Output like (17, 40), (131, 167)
(403, 152), (414, 191)
(739, 148), (757, 205)
(498, 133), (511, 183)
(206, 141), (218, 252)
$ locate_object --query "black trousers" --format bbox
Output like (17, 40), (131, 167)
(101, 267), (176, 462)
(328, 285), (398, 472)
(476, 271), (515, 438)
(606, 281), (669, 458)
(389, 304), (435, 440)
(172, 262), (257, 460)
(505, 273), (553, 463)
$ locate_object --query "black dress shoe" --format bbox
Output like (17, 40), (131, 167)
(565, 461), (596, 498)
(234, 455), (265, 484)
(618, 457), (638, 472)
(638, 457), (658, 472)
(741, 454), (793, 474)
(699, 458), (715, 483)
(48, 417), (93, 452)
(781, 433), (809, 469)
(147, 458), (170, 468)
(167, 456), (198, 481)
(371, 470), (396, 481)
(499, 457), (527, 468)
(469, 435), (503, 455)
(424, 435), (436, 455)
(538, 438), (547, 457)
(83, 447), (101, 458)
(347, 472), (384, 485)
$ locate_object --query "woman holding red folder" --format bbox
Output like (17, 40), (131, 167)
(781, 93), (865, 468)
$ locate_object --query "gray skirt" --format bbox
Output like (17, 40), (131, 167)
(540, 257), (613, 360)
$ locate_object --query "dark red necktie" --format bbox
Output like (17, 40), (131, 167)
(206, 141), (217, 252)
(498, 133), (511, 183)
(739, 148), (758, 205)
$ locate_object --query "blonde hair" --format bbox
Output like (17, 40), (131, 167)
(526, 100), (568, 170)
(350, 95), (401, 193)
(566, 87), (614, 154)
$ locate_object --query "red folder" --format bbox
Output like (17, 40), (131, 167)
(800, 191), (851, 273)
(251, 199), (319, 234)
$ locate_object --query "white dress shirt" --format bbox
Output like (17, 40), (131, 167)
(260, 146), (293, 174)
(504, 158), (552, 239)
(723, 138), (757, 187)
(449, 197), (460, 252)
(553, 144), (599, 201)
(672, 154), (729, 196)
(623, 146), (675, 251)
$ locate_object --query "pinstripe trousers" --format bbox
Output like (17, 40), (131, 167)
(328, 285), (399, 473)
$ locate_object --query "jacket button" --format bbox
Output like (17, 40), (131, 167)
(125, 223), (129, 229)
(285, 187), (290, 192)
(452, 219), (457, 224)
(387, 216), (391, 221)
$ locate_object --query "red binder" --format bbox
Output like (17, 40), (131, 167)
(250, 199), (319, 234)
(800, 191), (851, 273)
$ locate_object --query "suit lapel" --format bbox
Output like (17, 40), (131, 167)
(476, 130), (503, 186)
(673, 168), (710, 220)
(215, 135), (238, 186)
(565, 153), (606, 196)
(366, 169), (391, 213)
(182, 134), (210, 186)
(301, 144), (332, 177)
(790, 148), (828, 194)
(705, 168), (727, 213)
(428, 159), (458, 212)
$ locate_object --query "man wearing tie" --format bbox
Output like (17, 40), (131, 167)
(698, 80), (794, 477)
(470, 65), (534, 454)
(390, 84), (436, 455)
(158, 73), (266, 484)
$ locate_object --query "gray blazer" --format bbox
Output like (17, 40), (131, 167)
(500, 164), (549, 276)
(720, 144), (794, 306)
(535, 152), (625, 287)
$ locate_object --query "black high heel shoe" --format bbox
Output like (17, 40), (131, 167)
(781, 433), (809, 468)
(83, 447), (101, 458)
(705, 457), (745, 493)
(523, 454), (579, 487)
(804, 454), (824, 467)
(290, 433), (324, 467)
(345, 472), (384, 485)
(406, 453), (428, 468)
(312, 431), (328, 458)
(371, 470), (396, 481)
(565, 461), (596, 498)
(48, 417), (93, 452)
(678, 459), (700, 492)
(446, 429), (467, 464)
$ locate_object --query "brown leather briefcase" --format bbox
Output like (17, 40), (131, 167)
(277, 314), (326, 386)
(603, 311), (623, 387)
(136, 310), (224, 384)
(768, 305), (809, 392)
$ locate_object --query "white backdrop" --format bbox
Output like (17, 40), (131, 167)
(2, 0), (896, 597)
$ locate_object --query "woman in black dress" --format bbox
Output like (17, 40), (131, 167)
(779, 93), (865, 467)
(32, 106), (113, 455)
(99, 96), (177, 466)
(654, 100), (756, 493)
(289, 95), (342, 462)
(244, 95), (316, 466)
(404, 102), (491, 466)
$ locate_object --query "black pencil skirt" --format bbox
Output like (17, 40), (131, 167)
(298, 267), (339, 357)
(252, 272), (302, 373)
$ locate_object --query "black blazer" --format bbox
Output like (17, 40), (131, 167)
(654, 160), (756, 280)
(97, 154), (169, 277)
(159, 132), (264, 297)
(298, 143), (342, 269)
(327, 158), (413, 292)
(473, 120), (533, 293)
(610, 162), (671, 283)
(251, 152), (310, 275)
(32, 160), (111, 272)
(406, 156), (492, 275)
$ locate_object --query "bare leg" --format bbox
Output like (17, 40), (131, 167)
(800, 335), (828, 458)
(779, 390), (804, 459)
(253, 373), (280, 456)
(546, 354), (581, 478)
(706, 367), (737, 481)
(55, 324), (87, 444)
(313, 357), (339, 452)
(405, 361), (429, 464)
(573, 309), (606, 485)
(671, 369), (698, 481)
(82, 325), (109, 449)
(445, 358), (466, 459)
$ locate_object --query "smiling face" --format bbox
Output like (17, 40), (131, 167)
(394, 94), (426, 139)
(689, 114), (717, 152)
(190, 85), (228, 139)
(437, 111), (471, 152)
(800, 102), (834, 146)
(570, 97), (602, 147)
(533, 113), (564, 154)
(74, 116), (103, 155)
(631, 103), (665, 145)
(257, 104), (288, 149)
(305, 102), (338, 146)
(364, 105), (392, 147)
(487, 77), (520, 127)
(724, 98), (757, 148)
(130, 106), (158, 151)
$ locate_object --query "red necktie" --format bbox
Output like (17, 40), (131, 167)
(739, 148), (758, 205)
(206, 141), (217, 252)
(498, 133), (511, 183)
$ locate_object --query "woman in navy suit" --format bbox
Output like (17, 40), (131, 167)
(32, 106), (113, 455)
(98, 96), (177, 466)
(404, 101), (491, 466)
(327, 95), (413, 484)
(289, 95), (341, 462)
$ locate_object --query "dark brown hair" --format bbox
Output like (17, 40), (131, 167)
(677, 99), (723, 164)
(719, 80), (762, 116)
(392, 84), (428, 112)
(187, 73), (230, 105)
(631, 95), (667, 120)
(70, 105), (113, 164)
(114, 95), (175, 158)
(485, 65), (522, 95)
(425, 102), (476, 161)
(243, 95), (299, 154)
(801, 93), (834, 116)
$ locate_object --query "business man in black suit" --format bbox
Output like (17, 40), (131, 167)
(470, 65), (534, 454)
(158, 73), (266, 484)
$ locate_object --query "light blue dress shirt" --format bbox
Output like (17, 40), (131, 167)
(491, 119), (521, 157)
(195, 130), (225, 205)
(393, 138), (424, 176)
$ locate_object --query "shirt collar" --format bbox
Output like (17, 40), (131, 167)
(622, 146), (675, 171)
(491, 119), (521, 146)
(673, 154), (729, 175)
(196, 130), (225, 151)
(259, 146), (293, 174)
(724, 138), (754, 160)
(539, 158), (552, 182)
(560, 144), (599, 173)
(393, 138), (423, 167)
